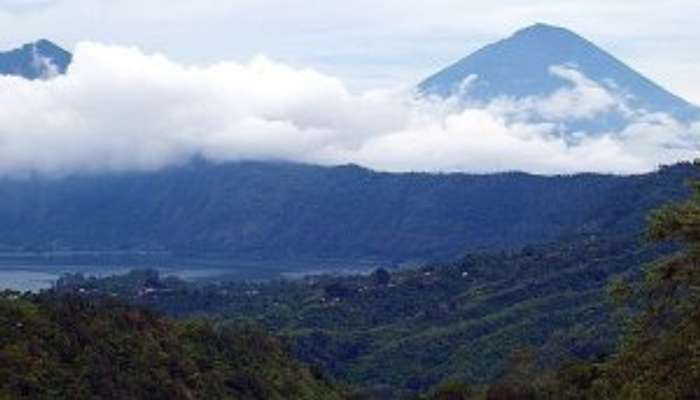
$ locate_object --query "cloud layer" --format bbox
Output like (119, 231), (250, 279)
(0, 42), (698, 177)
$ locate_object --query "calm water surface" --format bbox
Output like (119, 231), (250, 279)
(0, 266), (236, 292)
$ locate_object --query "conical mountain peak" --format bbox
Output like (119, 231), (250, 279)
(419, 24), (698, 123)
(513, 23), (577, 37)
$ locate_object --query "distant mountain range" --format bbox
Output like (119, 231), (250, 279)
(0, 161), (694, 267)
(0, 39), (71, 79)
(420, 23), (699, 129)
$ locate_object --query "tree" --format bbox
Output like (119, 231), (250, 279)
(565, 178), (700, 398)
(372, 268), (391, 286)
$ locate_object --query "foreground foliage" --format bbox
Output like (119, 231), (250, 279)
(555, 180), (700, 398)
(425, 177), (700, 399)
(0, 294), (346, 400)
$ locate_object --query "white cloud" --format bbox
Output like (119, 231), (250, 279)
(483, 65), (625, 123)
(536, 65), (623, 120)
(0, 42), (697, 177)
(29, 43), (61, 78)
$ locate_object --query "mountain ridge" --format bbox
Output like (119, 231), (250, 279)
(0, 161), (694, 269)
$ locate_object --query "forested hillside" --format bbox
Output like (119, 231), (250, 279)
(54, 233), (672, 395)
(0, 293), (346, 400)
(0, 162), (695, 265)
(49, 166), (700, 399)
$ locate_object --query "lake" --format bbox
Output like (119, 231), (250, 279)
(0, 256), (390, 292)
(0, 266), (242, 292)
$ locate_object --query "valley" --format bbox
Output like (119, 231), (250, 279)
(50, 232), (669, 395)
(1, 13), (699, 399)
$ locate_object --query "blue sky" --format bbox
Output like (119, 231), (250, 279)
(1, 0), (699, 103)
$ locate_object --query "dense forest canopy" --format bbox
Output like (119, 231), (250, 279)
(50, 235), (669, 396)
(0, 293), (346, 400)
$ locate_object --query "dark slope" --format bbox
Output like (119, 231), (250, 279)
(0, 39), (71, 79)
(0, 161), (694, 265)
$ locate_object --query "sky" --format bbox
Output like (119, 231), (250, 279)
(0, 1), (699, 177)
(1, 0), (699, 102)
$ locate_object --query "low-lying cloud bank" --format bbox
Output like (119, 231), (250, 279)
(0, 42), (698, 177)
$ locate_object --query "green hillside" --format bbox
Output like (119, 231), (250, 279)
(54, 233), (671, 394)
(0, 294), (346, 400)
